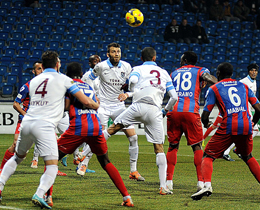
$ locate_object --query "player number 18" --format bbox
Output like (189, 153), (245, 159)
(174, 72), (192, 91)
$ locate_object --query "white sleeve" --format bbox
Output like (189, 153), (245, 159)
(164, 88), (178, 111)
(129, 75), (139, 92)
(92, 64), (101, 78)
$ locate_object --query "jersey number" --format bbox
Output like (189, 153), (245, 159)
(174, 72), (192, 91)
(35, 79), (49, 98)
(228, 87), (241, 106)
(150, 70), (161, 85)
(81, 89), (94, 99)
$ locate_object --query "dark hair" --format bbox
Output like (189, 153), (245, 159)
(247, 63), (259, 72)
(89, 55), (101, 62)
(182, 51), (197, 65)
(141, 47), (156, 61)
(107, 42), (121, 53)
(41, 51), (59, 69)
(66, 62), (82, 78)
(33, 61), (42, 70)
(217, 62), (233, 77)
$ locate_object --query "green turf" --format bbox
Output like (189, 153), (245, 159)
(0, 134), (260, 209)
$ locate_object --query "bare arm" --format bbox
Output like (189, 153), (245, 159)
(73, 91), (99, 110)
(252, 103), (260, 126)
(201, 110), (211, 128)
(64, 98), (70, 111)
(13, 101), (26, 116)
(202, 72), (218, 85)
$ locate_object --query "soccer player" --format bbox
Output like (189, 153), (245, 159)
(82, 54), (101, 95)
(103, 47), (178, 195)
(87, 42), (144, 181)
(54, 62), (134, 207)
(0, 61), (43, 172)
(70, 54), (102, 175)
(165, 51), (218, 192)
(191, 62), (260, 200)
(0, 51), (99, 209)
(223, 63), (259, 161)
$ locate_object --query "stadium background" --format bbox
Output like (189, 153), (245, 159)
(0, 0), (258, 130)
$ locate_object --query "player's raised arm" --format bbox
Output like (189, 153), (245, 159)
(202, 72), (218, 85)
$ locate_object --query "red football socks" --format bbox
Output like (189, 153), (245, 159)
(104, 163), (129, 197)
(0, 149), (14, 170)
(166, 148), (178, 181)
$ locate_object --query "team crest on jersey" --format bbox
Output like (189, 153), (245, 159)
(121, 72), (125, 78)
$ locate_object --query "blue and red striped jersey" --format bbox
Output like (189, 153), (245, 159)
(15, 81), (30, 121)
(204, 78), (259, 135)
(171, 64), (210, 113)
(66, 79), (102, 136)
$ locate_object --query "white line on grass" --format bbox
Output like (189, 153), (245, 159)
(0, 207), (24, 210)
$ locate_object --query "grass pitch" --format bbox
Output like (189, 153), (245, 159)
(0, 134), (260, 210)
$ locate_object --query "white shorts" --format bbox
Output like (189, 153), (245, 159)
(114, 103), (165, 144)
(16, 120), (58, 159)
(57, 111), (69, 134)
(98, 102), (134, 129)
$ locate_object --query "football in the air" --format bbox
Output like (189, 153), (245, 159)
(125, 8), (144, 27)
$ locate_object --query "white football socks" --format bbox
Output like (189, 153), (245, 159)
(36, 165), (58, 198)
(156, 153), (167, 189)
(128, 135), (138, 173)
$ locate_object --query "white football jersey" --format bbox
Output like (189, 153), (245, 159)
(82, 68), (100, 96)
(92, 59), (132, 104)
(130, 61), (174, 108)
(24, 68), (79, 127)
(240, 75), (257, 95)
(240, 75), (257, 111)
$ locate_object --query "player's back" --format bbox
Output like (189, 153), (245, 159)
(172, 64), (209, 113)
(131, 62), (172, 108)
(24, 69), (74, 126)
(67, 79), (102, 136)
(212, 79), (256, 135)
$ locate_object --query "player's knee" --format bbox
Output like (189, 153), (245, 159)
(168, 143), (179, 150)
(203, 152), (215, 160)
(192, 143), (202, 152)
(241, 153), (253, 163)
(154, 144), (164, 154)
(14, 153), (25, 164)
(97, 153), (110, 168)
(128, 134), (138, 147)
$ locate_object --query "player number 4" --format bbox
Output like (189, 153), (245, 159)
(35, 78), (49, 98)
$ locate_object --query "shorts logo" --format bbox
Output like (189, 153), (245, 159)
(121, 72), (125, 78)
